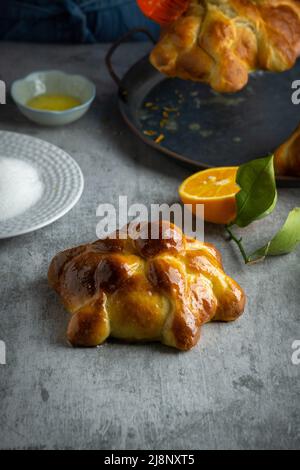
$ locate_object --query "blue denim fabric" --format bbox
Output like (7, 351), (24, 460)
(0, 0), (160, 42)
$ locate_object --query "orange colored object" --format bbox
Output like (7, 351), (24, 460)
(137, 0), (190, 25)
(179, 167), (240, 225)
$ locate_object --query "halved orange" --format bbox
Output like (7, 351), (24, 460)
(137, 0), (190, 25)
(179, 167), (240, 225)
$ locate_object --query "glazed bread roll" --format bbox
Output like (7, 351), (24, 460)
(48, 221), (245, 350)
(150, 0), (300, 92)
(275, 124), (300, 176)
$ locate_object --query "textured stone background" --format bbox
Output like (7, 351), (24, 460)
(0, 42), (299, 450)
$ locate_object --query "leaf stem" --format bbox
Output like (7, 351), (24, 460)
(225, 225), (250, 264)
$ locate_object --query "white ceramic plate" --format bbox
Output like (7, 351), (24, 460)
(0, 131), (84, 238)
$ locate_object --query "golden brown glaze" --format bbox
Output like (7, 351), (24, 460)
(274, 124), (300, 176)
(48, 221), (246, 350)
(150, 0), (300, 93)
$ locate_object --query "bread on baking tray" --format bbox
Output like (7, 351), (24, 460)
(150, 0), (300, 92)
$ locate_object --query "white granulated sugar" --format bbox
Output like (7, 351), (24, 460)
(0, 157), (43, 221)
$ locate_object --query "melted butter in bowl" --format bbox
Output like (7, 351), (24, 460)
(27, 94), (82, 111)
(11, 70), (96, 126)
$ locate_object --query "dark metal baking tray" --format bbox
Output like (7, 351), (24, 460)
(106, 29), (300, 187)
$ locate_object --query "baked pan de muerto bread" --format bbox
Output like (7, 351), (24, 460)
(48, 222), (246, 350)
(150, 0), (300, 92)
(274, 123), (300, 176)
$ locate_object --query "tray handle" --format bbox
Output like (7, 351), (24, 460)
(105, 28), (156, 97)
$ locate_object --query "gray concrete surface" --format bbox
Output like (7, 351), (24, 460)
(0, 42), (299, 450)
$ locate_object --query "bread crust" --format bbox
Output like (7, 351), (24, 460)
(274, 124), (300, 176)
(150, 0), (300, 92)
(48, 221), (246, 350)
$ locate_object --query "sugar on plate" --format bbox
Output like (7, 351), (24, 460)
(0, 157), (43, 221)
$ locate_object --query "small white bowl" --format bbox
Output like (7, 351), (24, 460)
(11, 70), (96, 126)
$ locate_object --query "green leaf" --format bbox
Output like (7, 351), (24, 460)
(233, 155), (277, 228)
(249, 208), (300, 262)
